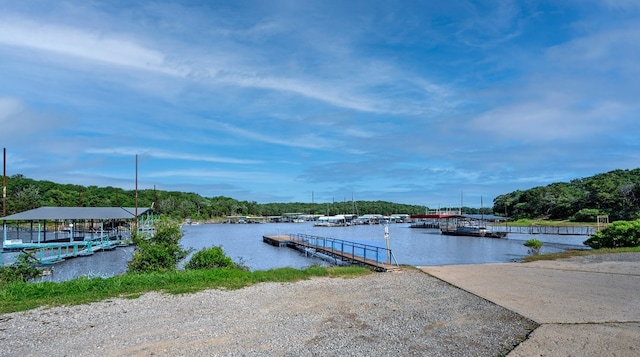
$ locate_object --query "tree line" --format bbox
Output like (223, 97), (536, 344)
(7, 168), (636, 222)
(493, 168), (640, 221)
(1, 175), (428, 220)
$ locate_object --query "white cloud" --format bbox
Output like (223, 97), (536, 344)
(0, 12), (455, 117)
(145, 168), (290, 184)
(471, 98), (626, 142)
(0, 97), (64, 142)
(211, 121), (340, 150)
(0, 16), (186, 76)
(547, 27), (640, 74)
(85, 147), (260, 165)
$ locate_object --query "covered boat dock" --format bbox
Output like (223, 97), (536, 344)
(1, 206), (153, 265)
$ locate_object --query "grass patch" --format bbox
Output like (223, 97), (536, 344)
(0, 265), (371, 314)
(522, 246), (640, 262)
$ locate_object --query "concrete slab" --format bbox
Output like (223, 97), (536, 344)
(419, 252), (640, 356)
(420, 260), (640, 324)
(508, 323), (639, 357)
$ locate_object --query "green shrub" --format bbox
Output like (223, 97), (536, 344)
(0, 252), (42, 284)
(571, 208), (605, 223)
(184, 246), (241, 270)
(584, 220), (640, 249)
(524, 239), (543, 255)
(128, 219), (189, 273)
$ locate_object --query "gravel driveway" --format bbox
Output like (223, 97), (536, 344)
(0, 269), (536, 356)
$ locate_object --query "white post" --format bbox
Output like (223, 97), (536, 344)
(1, 222), (5, 266)
(69, 223), (74, 243)
(384, 224), (390, 264)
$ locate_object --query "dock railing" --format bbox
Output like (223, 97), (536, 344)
(289, 233), (399, 271)
(490, 225), (596, 235)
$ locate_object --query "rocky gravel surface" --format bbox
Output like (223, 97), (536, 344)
(0, 269), (537, 356)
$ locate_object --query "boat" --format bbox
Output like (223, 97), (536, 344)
(313, 215), (353, 227)
(440, 224), (507, 238)
(352, 214), (384, 225)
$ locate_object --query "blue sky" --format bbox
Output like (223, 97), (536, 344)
(1, 1), (639, 208)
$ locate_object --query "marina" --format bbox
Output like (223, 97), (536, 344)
(1, 220), (592, 282)
(181, 222), (588, 269)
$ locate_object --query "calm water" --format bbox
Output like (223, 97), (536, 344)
(2, 222), (589, 282)
(180, 222), (588, 269)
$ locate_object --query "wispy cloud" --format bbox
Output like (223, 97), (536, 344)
(0, 97), (68, 143)
(1, 1), (638, 205)
(85, 147), (260, 165)
(0, 11), (456, 117)
(0, 16), (186, 76)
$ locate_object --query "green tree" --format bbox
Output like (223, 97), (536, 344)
(128, 219), (189, 273)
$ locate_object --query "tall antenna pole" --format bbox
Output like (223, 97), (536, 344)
(3, 148), (6, 217)
(135, 154), (138, 230)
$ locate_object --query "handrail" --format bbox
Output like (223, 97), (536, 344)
(289, 233), (399, 269)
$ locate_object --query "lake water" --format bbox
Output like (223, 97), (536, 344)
(3, 222), (589, 282)
(180, 222), (588, 269)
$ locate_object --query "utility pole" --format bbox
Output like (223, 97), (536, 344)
(135, 154), (138, 231)
(3, 148), (6, 217)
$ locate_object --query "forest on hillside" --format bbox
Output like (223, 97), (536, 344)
(4, 168), (638, 222)
(1, 175), (430, 220)
(494, 168), (640, 221)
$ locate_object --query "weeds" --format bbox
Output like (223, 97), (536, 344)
(0, 265), (371, 314)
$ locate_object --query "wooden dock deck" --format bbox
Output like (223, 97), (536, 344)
(262, 235), (291, 247)
(263, 234), (400, 272)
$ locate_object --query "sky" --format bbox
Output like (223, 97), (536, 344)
(1, 1), (639, 209)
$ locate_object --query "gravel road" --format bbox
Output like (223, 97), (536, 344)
(0, 269), (537, 356)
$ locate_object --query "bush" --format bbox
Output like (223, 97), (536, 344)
(583, 220), (640, 249)
(128, 219), (189, 273)
(0, 252), (42, 284)
(571, 208), (605, 223)
(184, 246), (240, 270)
(524, 239), (543, 255)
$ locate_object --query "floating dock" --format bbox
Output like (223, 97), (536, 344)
(3, 238), (122, 265)
(263, 234), (400, 272)
(262, 235), (291, 247)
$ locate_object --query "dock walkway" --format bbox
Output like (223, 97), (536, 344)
(263, 234), (400, 272)
(2, 237), (122, 265)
